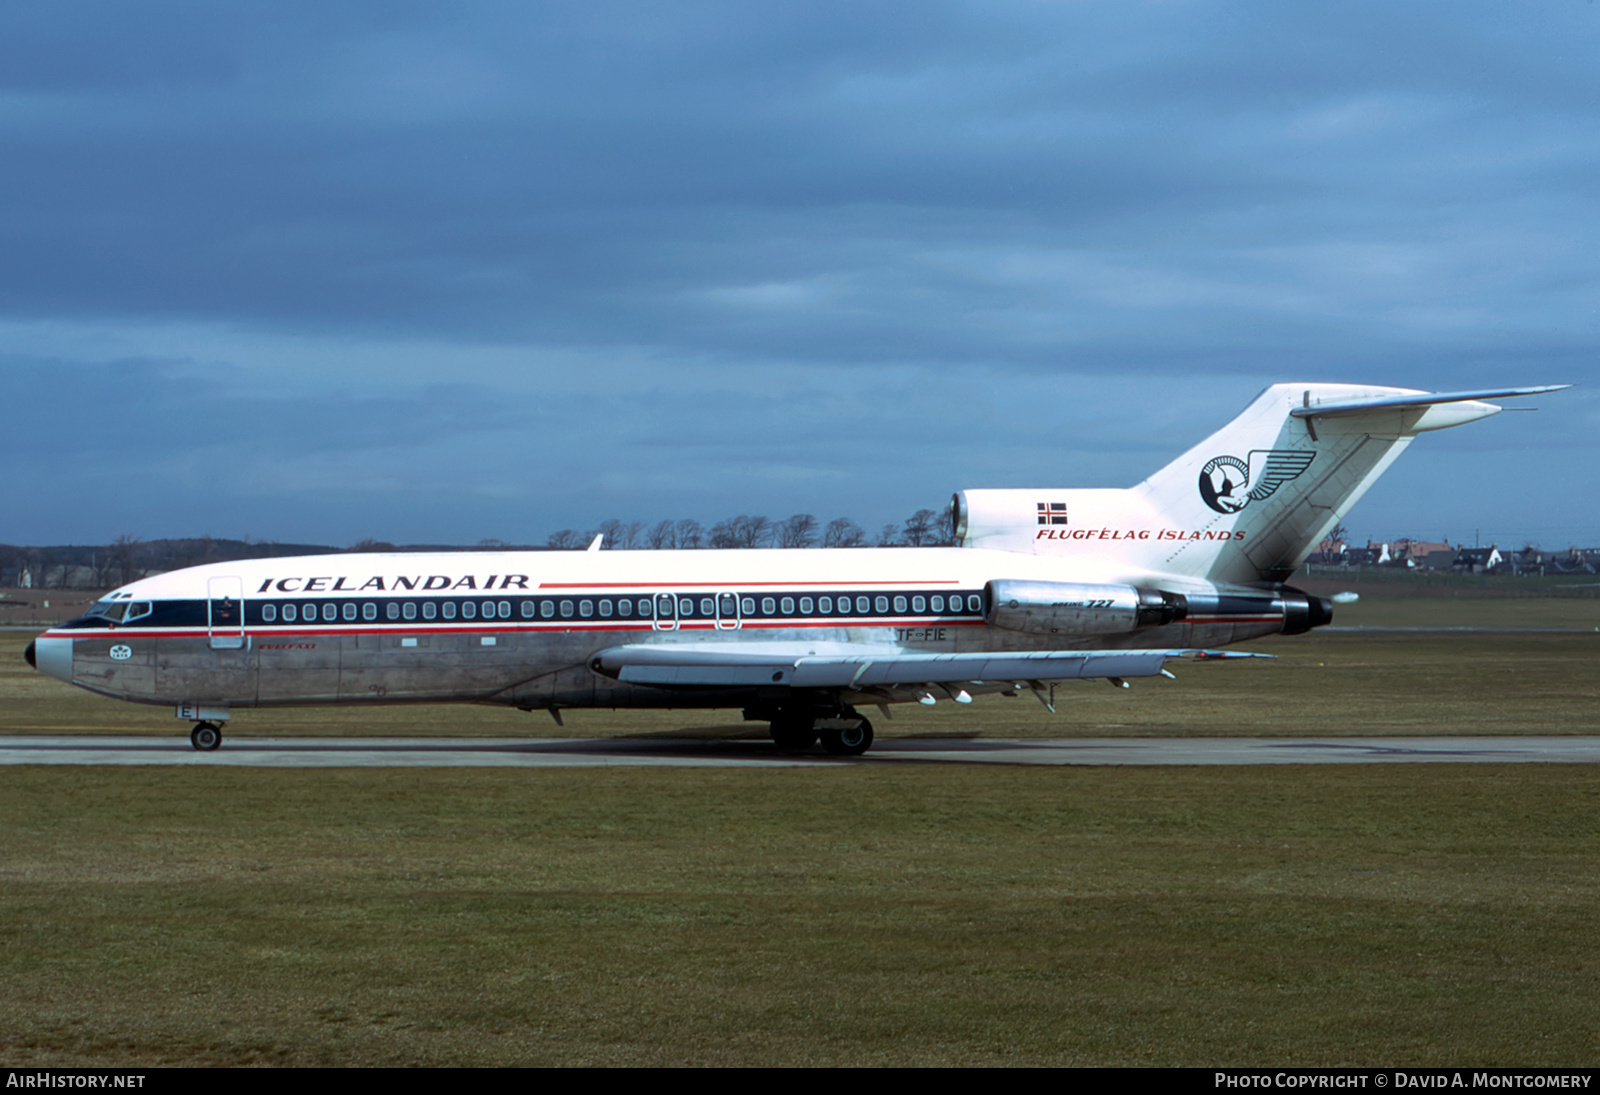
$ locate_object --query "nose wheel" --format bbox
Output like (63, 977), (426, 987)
(190, 722), (223, 751)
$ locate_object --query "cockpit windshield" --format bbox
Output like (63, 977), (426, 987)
(84, 601), (151, 623)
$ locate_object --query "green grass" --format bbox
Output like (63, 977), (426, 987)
(2, 765), (1597, 1066)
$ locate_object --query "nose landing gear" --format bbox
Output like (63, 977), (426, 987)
(190, 722), (223, 752)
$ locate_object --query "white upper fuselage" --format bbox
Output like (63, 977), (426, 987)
(103, 544), (1196, 607)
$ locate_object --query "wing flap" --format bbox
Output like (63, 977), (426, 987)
(597, 645), (1265, 689)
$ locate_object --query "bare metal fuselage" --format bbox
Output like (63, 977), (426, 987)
(56, 611), (1291, 714)
(33, 544), (1302, 717)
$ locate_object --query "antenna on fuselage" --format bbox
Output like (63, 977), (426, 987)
(586, 534), (603, 552)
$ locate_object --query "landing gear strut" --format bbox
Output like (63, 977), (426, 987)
(190, 721), (223, 752)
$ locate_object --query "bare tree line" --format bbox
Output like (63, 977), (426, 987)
(545, 503), (958, 551)
(0, 503), (962, 591)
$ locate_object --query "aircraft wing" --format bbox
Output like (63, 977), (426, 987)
(592, 644), (1266, 688)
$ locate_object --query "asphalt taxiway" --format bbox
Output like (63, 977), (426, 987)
(4, 735), (1600, 767)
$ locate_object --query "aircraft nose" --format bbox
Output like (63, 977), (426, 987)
(28, 637), (72, 683)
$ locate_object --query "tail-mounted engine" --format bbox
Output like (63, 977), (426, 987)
(984, 580), (1187, 636)
(985, 580), (1333, 637)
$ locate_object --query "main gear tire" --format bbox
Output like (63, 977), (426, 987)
(819, 718), (873, 757)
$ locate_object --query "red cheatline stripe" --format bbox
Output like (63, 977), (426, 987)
(537, 579), (962, 589)
(46, 618), (991, 640)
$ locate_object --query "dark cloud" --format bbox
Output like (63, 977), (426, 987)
(1, 1), (1595, 544)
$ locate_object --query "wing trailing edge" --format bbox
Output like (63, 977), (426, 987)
(592, 644), (1267, 689)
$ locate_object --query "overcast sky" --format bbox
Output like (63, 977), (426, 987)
(3, 1), (1595, 549)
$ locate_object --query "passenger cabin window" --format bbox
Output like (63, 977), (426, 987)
(283, 604), (297, 623)
(262, 604), (277, 623)
(403, 603), (416, 620)
(423, 602), (437, 620)
(343, 603), (357, 621)
(322, 603), (336, 622)
(444, 602), (458, 620)
(461, 602), (475, 620)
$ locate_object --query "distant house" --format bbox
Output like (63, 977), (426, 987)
(1549, 548), (1599, 575)
(1400, 540), (1456, 570)
(1343, 545), (1382, 566)
(1452, 545), (1503, 574)
(1505, 545), (1546, 576)
(1306, 538), (1350, 565)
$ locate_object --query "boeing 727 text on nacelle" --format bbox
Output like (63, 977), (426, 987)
(26, 383), (1565, 754)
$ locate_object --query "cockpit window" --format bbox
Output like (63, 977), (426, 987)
(85, 601), (153, 623)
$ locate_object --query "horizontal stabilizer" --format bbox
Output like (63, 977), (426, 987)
(1289, 385), (1568, 419)
(592, 644), (1268, 689)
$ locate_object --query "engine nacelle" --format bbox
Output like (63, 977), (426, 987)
(1278, 588), (1334, 635)
(985, 580), (1188, 637)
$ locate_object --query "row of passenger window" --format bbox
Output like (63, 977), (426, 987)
(254, 592), (984, 625)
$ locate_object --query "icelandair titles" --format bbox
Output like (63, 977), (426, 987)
(257, 574), (532, 594)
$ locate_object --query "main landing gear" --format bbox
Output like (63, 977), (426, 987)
(190, 721), (223, 752)
(767, 709), (874, 757)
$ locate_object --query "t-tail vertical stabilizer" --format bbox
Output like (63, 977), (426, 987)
(1133, 383), (1566, 585)
(954, 383), (1565, 588)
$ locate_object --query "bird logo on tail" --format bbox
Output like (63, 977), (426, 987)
(1198, 450), (1314, 514)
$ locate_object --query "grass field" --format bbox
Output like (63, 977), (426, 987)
(2, 588), (1597, 1065)
(3, 764), (1599, 1066)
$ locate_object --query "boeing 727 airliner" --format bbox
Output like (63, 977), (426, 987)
(25, 383), (1565, 753)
